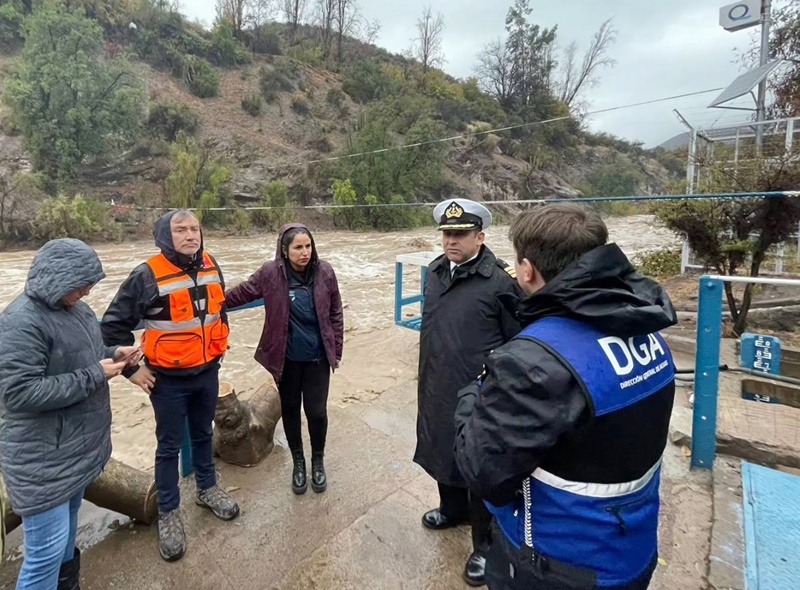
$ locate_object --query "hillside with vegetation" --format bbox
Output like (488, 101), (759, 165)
(0, 0), (686, 244)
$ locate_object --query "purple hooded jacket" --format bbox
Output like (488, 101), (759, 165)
(225, 224), (344, 383)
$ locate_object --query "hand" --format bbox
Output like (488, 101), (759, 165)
(335, 359), (342, 369)
(114, 346), (143, 367)
(129, 365), (156, 395)
(100, 358), (127, 380)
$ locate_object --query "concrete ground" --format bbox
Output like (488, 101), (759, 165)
(1, 350), (726, 590)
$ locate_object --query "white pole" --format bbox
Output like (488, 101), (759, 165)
(755, 0), (772, 152)
(681, 236), (691, 274)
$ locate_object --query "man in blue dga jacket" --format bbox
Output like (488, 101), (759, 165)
(454, 203), (678, 590)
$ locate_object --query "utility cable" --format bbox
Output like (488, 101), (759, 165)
(305, 87), (726, 166)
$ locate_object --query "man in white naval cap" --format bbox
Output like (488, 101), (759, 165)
(414, 197), (523, 587)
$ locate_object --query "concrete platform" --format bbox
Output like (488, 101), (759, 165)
(2, 377), (719, 590)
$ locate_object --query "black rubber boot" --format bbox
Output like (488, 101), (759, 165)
(291, 449), (307, 495)
(311, 450), (327, 493)
(57, 547), (81, 590)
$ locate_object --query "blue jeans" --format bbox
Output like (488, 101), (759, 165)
(16, 489), (83, 590)
(150, 365), (219, 513)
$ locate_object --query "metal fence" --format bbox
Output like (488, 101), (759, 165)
(691, 274), (800, 470)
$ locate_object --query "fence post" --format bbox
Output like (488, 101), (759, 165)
(681, 236), (690, 275)
(394, 261), (403, 325)
(691, 276), (724, 470)
(776, 243), (785, 275)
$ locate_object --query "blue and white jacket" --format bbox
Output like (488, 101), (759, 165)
(454, 244), (678, 588)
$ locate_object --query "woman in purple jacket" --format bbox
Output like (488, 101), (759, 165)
(226, 224), (344, 494)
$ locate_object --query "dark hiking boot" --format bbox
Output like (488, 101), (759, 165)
(57, 546), (80, 590)
(158, 509), (186, 562)
(291, 449), (307, 495)
(196, 485), (240, 521)
(311, 451), (327, 493)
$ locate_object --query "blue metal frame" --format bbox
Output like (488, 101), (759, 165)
(394, 261), (428, 332)
(691, 276), (723, 470)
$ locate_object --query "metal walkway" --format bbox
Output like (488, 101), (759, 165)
(742, 461), (800, 590)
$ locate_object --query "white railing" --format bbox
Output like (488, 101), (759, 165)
(681, 227), (800, 276)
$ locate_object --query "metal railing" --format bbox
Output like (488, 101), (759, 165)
(681, 228), (800, 276)
(691, 274), (800, 470)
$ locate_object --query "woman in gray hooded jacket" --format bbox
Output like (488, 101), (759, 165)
(0, 239), (137, 590)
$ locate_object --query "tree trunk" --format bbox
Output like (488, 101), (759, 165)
(2, 457), (157, 535)
(83, 457), (158, 526)
(213, 381), (282, 468)
(723, 281), (739, 325)
(734, 256), (764, 336)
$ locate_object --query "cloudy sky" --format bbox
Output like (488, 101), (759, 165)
(181, 0), (776, 147)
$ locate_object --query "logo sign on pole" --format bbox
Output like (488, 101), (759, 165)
(740, 333), (782, 404)
(720, 0), (762, 32)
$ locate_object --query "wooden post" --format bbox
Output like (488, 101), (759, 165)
(213, 381), (282, 468)
(2, 457), (157, 535)
(83, 457), (158, 526)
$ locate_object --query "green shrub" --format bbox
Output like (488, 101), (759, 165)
(229, 209), (252, 233)
(0, 3), (23, 48)
(291, 92), (310, 115)
(0, 110), (19, 136)
(342, 60), (399, 104)
(286, 41), (324, 67)
(250, 24), (282, 55)
(183, 55), (219, 98)
(633, 248), (681, 281)
(166, 135), (231, 221)
(326, 88), (346, 108)
(241, 93), (262, 116)
(259, 61), (299, 103)
(209, 20), (250, 67)
(33, 194), (118, 242)
(147, 101), (199, 141)
(252, 180), (291, 229)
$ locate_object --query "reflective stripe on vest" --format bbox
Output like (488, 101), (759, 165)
(142, 253), (229, 369)
(486, 316), (675, 587)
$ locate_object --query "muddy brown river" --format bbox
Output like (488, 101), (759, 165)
(0, 216), (677, 472)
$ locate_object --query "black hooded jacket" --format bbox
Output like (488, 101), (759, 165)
(100, 211), (227, 377)
(454, 243), (678, 507)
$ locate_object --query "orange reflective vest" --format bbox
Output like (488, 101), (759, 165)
(141, 252), (229, 369)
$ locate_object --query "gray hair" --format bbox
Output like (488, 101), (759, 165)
(171, 209), (199, 223)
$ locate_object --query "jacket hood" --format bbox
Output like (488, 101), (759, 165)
(275, 223), (318, 266)
(25, 239), (105, 309)
(153, 211), (204, 270)
(518, 243), (677, 337)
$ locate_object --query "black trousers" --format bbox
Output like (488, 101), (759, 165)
(150, 365), (219, 513)
(279, 359), (331, 453)
(438, 482), (493, 555)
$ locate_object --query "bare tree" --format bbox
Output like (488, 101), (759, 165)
(334, 0), (359, 64)
(413, 6), (445, 78)
(557, 18), (617, 109)
(476, 38), (513, 107)
(361, 18), (381, 45)
(283, 0), (306, 41)
(315, 0), (336, 60)
(215, 0), (248, 36)
(247, 0), (276, 29)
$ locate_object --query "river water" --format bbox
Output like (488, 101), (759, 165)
(0, 215), (678, 472)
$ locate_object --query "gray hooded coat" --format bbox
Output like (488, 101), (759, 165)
(0, 239), (115, 517)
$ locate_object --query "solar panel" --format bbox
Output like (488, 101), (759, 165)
(708, 60), (785, 108)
